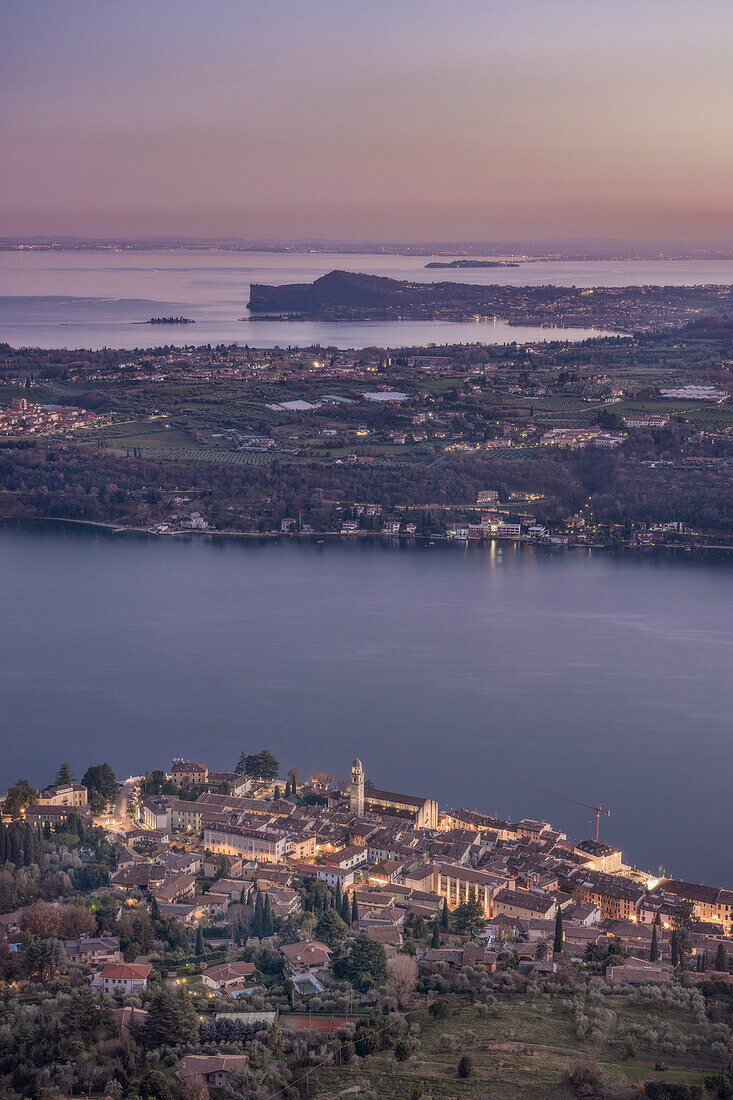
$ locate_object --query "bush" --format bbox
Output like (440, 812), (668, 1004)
(394, 1039), (412, 1062)
(457, 1055), (472, 1079)
(644, 1084), (703, 1099)
(705, 1075), (733, 1099)
(566, 1059), (604, 1093)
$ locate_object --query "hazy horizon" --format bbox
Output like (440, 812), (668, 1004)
(4, 0), (733, 242)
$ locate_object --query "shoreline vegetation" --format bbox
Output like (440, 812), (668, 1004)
(424, 259), (521, 269)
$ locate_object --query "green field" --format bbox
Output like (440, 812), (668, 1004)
(309, 991), (716, 1100)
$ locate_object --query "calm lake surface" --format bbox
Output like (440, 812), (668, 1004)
(7, 250), (732, 350)
(1, 524), (731, 886)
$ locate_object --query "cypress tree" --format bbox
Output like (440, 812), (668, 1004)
(431, 922), (441, 948)
(0, 820), (6, 862)
(253, 891), (264, 938)
(716, 942), (728, 972)
(340, 894), (351, 925)
(441, 897), (449, 930)
(553, 908), (564, 955)
(274, 785), (281, 801)
(351, 893), (359, 924)
(263, 892), (273, 937)
(150, 896), (161, 922)
(195, 925), (204, 956)
(335, 880), (342, 910)
(291, 775), (297, 795)
(284, 779), (291, 798)
(650, 923), (659, 962)
(671, 929), (679, 967)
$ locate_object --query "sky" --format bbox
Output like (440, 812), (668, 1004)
(3, 0), (733, 243)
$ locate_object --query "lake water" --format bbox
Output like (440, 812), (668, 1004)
(1, 523), (731, 886)
(8, 250), (733, 350)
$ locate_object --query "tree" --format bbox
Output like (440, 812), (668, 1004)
(716, 943), (728, 972)
(453, 895), (486, 938)
(351, 893), (359, 925)
(346, 932), (387, 989)
(253, 891), (264, 938)
(263, 892), (274, 937)
(150, 896), (161, 922)
(3, 779), (38, 820)
(431, 922), (441, 948)
(274, 785), (281, 801)
(244, 751), (279, 781)
(195, 925), (204, 956)
(235, 751), (247, 775)
(441, 897), (449, 929)
(458, 1055), (473, 1078)
(553, 908), (564, 955)
(55, 762), (73, 785)
(145, 988), (198, 1049)
(180, 1075), (210, 1100)
(81, 763), (118, 813)
(536, 940), (548, 961)
(650, 923), (659, 963)
(315, 908), (348, 951)
(671, 929), (679, 967)
(140, 1068), (173, 1100)
(290, 772), (297, 794)
(340, 894), (351, 926)
(386, 953), (418, 1007)
(284, 779), (291, 798)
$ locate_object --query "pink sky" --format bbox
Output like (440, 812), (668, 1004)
(3, 0), (733, 242)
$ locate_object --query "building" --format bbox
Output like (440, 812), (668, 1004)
(26, 803), (92, 828)
(434, 864), (504, 918)
(201, 961), (257, 994)
(280, 940), (332, 972)
(349, 758), (365, 817)
(63, 936), (122, 966)
(38, 783), (88, 808)
(204, 824), (289, 863)
(657, 880), (733, 935)
(363, 787), (439, 830)
(171, 760), (208, 788)
(493, 887), (558, 921)
(176, 1055), (249, 1089)
(92, 962), (152, 995)
(141, 797), (171, 832)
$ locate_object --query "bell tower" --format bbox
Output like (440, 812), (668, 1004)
(350, 757), (365, 816)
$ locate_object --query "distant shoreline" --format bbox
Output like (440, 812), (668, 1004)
(8, 517), (732, 559)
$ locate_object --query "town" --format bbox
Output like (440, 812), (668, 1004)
(0, 322), (732, 552)
(1, 753), (732, 1098)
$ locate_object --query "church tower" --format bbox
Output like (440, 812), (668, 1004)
(350, 757), (365, 816)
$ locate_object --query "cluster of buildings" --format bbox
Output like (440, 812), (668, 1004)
(0, 397), (108, 436)
(91, 757), (733, 986)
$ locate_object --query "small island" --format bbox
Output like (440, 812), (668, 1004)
(425, 259), (520, 269)
(146, 316), (196, 324)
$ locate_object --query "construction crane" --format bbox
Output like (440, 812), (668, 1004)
(539, 788), (611, 844)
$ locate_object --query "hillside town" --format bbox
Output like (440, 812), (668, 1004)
(1, 754), (732, 1098)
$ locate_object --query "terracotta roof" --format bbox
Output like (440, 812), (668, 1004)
(99, 963), (151, 980)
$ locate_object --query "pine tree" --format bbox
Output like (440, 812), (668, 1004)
(55, 762), (73, 785)
(716, 942), (728, 972)
(650, 923), (659, 962)
(441, 897), (449, 930)
(351, 893), (359, 924)
(195, 925), (204, 956)
(553, 908), (564, 955)
(431, 922), (441, 948)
